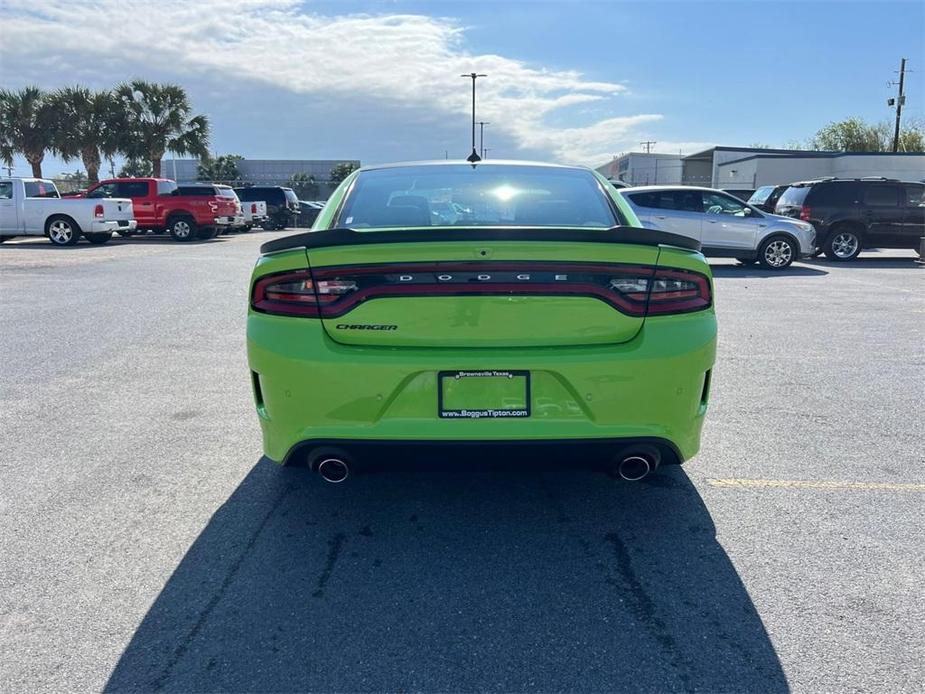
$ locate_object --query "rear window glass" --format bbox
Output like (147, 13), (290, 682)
(157, 180), (178, 196)
(215, 186), (238, 199)
(862, 184), (900, 206)
(237, 187), (283, 204)
(338, 165), (618, 229)
(24, 180), (59, 198)
(283, 188), (299, 204)
(777, 186), (810, 207)
(748, 186), (775, 205)
(0, 181), (12, 199)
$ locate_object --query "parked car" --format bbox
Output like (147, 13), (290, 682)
(247, 161), (716, 483)
(0, 177), (136, 246)
(618, 185), (815, 269)
(235, 186), (300, 230)
(80, 178), (237, 241)
(214, 185), (247, 233)
(296, 200), (324, 228)
(775, 178), (925, 261)
(234, 192), (269, 232)
(748, 185), (790, 214)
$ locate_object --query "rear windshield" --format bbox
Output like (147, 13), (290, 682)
(748, 186), (775, 205)
(777, 186), (810, 207)
(283, 188), (299, 204)
(237, 187), (283, 203)
(336, 164), (619, 229)
(215, 185), (238, 199)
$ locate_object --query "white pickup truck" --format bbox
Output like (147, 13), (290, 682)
(0, 177), (137, 246)
(216, 185), (268, 232)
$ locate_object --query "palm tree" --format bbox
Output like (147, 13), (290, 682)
(49, 87), (121, 184)
(115, 80), (210, 178)
(0, 86), (57, 178)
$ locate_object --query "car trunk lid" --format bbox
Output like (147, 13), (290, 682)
(303, 231), (665, 348)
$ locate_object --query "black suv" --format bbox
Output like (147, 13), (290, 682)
(776, 178), (925, 260)
(235, 186), (300, 230)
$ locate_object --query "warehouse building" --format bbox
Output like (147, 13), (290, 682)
(599, 147), (924, 193)
(681, 146), (925, 189)
(596, 152), (684, 185)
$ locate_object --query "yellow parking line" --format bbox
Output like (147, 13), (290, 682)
(707, 478), (925, 492)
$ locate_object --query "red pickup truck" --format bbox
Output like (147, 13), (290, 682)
(81, 178), (240, 241)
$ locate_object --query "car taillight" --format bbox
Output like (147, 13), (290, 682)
(644, 269), (712, 316)
(94, 204), (104, 218)
(251, 203), (257, 214)
(799, 205), (812, 221)
(252, 264), (711, 319)
(252, 271), (358, 317)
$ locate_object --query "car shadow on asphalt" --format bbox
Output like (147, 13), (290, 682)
(0, 236), (230, 249)
(801, 256), (922, 270)
(104, 457), (788, 693)
(710, 262), (828, 278)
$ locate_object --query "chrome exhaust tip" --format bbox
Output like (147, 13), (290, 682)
(316, 457), (349, 484)
(617, 455), (651, 482)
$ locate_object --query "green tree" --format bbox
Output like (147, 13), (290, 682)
(197, 154), (243, 182)
(48, 86), (121, 184)
(809, 117), (883, 151)
(288, 172), (319, 199)
(117, 157), (153, 178)
(807, 116), (925, 152)
(0, 86), (57, 177)
(329, 162), (359, 185)
(115, 80), (210, 178)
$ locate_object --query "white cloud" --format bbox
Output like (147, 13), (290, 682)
(0, 0), (677, 162)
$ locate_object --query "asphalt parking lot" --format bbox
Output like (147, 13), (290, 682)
(1, 232), (923, 693)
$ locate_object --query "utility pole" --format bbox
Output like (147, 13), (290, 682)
(640, 140), (656, 154)
(483, 148), (491, 160)
(478, 121), (490, 159)
(460, 72), (487, 163)
(891, 58), (907, 152)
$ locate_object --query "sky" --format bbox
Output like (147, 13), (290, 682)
(0, 0), (923, 177)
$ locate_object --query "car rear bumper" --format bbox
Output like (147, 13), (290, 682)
(91, 220), (137, 232)
(247, 311), (717, 465)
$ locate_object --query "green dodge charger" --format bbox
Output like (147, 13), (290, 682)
(247, 161), (716, 483)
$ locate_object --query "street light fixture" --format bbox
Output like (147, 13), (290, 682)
(460, 73), (487, 163)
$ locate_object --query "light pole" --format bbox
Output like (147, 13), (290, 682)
(460, 72), (487, 162)
(477, 121), (490, 159)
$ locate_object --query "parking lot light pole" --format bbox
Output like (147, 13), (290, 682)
(461, 73), (487, 163)
(478, 121), (490, 159)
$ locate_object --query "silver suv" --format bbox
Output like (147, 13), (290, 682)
(617, 186), (816, 269)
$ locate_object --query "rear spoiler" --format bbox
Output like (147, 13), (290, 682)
(260, 226), (701, 255)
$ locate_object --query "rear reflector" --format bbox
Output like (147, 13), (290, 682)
(252, 262), (711, 319)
